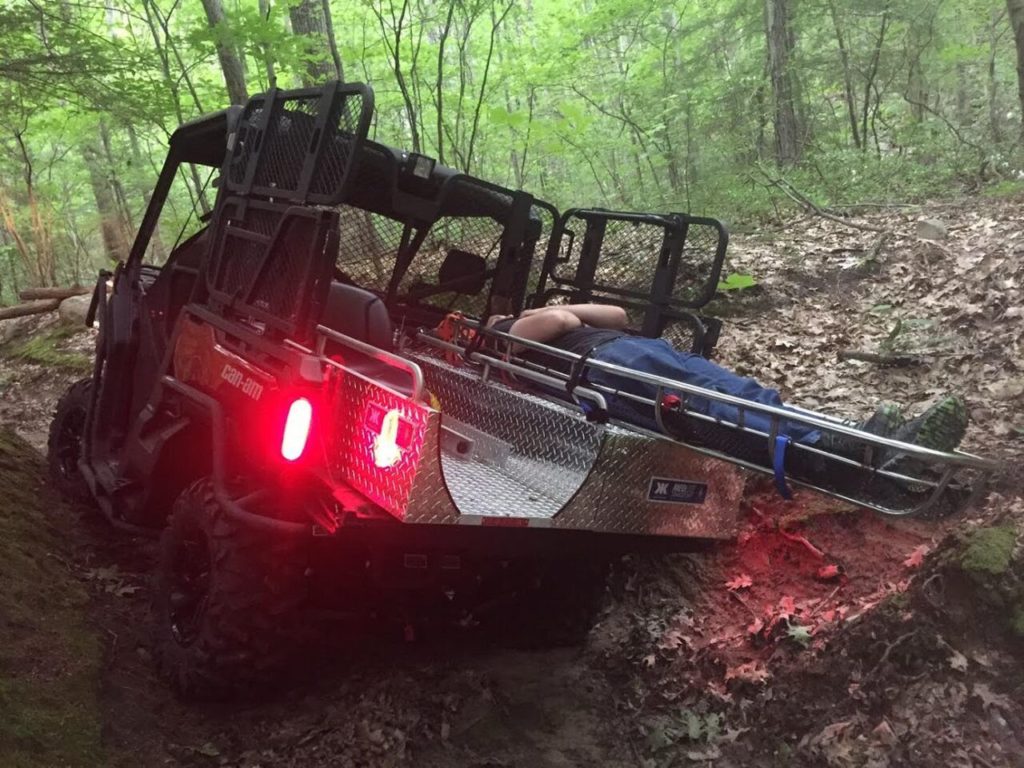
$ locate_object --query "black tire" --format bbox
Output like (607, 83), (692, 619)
(153, 479), (310, 700)
(47, 378), (93, 503)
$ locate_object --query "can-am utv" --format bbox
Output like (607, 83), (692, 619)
(47, 82), (997, 697)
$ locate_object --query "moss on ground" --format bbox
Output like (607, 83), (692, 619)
(0, 325), (91, 373)
(1012, 606), (1024, 638)
(960, 525), (1017, 578)
(0, 429), (104, 767)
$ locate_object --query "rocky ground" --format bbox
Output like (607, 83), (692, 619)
(0, 193), (1022, 768)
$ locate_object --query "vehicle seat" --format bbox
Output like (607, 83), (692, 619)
(321, 282), (393, 350)
(320, 282), (418, 397)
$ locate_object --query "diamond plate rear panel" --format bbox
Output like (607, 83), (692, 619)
(415, 355), (599, 519)
(555, 431), (743, 538)
(325, 351), (741, 539)
(324, 366), (433, 516)
(407, 353), (740, 539)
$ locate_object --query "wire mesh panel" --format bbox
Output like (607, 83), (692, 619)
(543, 211), (727, 310)
(554, 216), (665, 296)
(333, 208), (407, 292)
(210, 199), (282, 295)
(400, 213), (506, 317)
(207, 197), (332, 337)
(223, 83), (372, 204)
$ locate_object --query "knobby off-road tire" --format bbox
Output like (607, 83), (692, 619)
(153, 479), (310, 700)
(47, 377), (93, 503)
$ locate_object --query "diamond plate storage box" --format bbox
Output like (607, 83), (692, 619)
(327, 350), (744, 540)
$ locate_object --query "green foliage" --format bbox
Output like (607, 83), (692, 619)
(717, 273), (758, 292)
(646, 707), (725, 751)
(785, 621), (812, 648)
(1013, 605), (1024, 637)
(0, 0), (1020, 298)
(983, 179), (1024, 199)
(0, 325), (92, 373)
(960, 525), (1017, 578)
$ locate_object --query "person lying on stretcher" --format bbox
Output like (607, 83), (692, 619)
(484, 303), (969, 465)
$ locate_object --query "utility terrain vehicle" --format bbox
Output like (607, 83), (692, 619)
(48, 82), (996, 697)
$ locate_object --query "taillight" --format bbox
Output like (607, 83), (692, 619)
(281, 397), (313, 461)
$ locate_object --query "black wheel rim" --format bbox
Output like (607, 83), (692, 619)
(55, 407), (86, 481)
(168, 528), (212, 647)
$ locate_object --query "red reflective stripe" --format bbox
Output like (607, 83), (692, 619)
(480, 517), (530, 528)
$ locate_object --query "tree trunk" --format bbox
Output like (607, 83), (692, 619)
(290, 0), (339, 86)
(12, 132), (56, 285)
(990, 7), (1006, 145)
(200, 0), (248, 105)
(827, 0), (861, 148)
(1008, 0), (1024, 137)
(19, 286), (88, 301)
(257, 0), (277, 87)
(321, 0), (345, 81)
(764, 0), (801, 166)
(81, 136), (130, 263)
(0, 299), (60, 321)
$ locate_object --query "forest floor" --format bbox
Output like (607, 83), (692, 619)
(1, 193), (1022, 768)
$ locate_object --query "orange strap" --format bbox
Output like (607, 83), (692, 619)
(435, 312), (477, 365)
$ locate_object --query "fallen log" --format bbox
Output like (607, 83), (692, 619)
(18, 286), (89, 301)
(0, 299), (61, 321)
(837, 349), (920, 367)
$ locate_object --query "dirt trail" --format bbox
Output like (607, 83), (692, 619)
(2, 194), (1023, 767)
(75, 510), (635, 767)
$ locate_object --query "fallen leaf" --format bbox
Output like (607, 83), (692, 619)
(725, 573), (753, 591)
(948, 649), (969, 672)
(778, 595), (796, 618)
(685, 746), (721, 761)
(746, 617), (764, 635)
(987, 378), (1024, 400)
(872, 719), (897, 747)
(816, 563), (841, 580)
(903, 545), (929, 569)
(642, 654), (656, 668)
(724, 661), (770, 685)
(786, 622), (812, 647)
(972, 683), (1013, 711)
(195, 742), (220, 758)
(658, 628), (686, 651)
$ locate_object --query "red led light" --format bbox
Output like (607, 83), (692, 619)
(281, 397), (312, 461)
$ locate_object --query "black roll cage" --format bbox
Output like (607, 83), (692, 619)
(126, 82), (726, 351)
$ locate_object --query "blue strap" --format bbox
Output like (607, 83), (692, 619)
(773, 435), (793, 500)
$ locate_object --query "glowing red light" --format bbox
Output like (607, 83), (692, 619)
(281, 397), (312, 461)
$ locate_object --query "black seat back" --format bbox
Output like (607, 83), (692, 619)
(321, 282), (393, 349)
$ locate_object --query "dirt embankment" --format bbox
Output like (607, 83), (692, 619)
(0, 430), (103, 767)
(0, 194), (1022, 767)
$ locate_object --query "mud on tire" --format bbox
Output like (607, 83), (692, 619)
(47, 377), (93, 503)
(153, 479), (310, 700)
